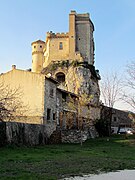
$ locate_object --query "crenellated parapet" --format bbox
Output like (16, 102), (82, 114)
(46, 31), (69, 39)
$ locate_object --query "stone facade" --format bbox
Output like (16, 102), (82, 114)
(44, 77), (58, 124)
(56, 88), (78, 129)
(42, 60), (101, 124)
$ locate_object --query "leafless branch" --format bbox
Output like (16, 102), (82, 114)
(0, 83), (28, 121)
(122, 61), (135, 112)
(100, 72), (123, 108)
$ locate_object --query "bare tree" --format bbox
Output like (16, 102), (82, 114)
(122, 61), (135, 111)
(126, 61), (135, 89)
(100, 72), (123, 108)
(0, 83), (27, 121)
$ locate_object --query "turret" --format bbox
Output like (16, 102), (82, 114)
(31, 40), (45, 73)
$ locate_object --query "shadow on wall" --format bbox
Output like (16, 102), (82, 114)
(0, 122), (57, 146)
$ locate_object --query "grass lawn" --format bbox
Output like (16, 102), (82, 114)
(1, 135), (135, 179)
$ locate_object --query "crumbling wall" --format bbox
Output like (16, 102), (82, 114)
(61, 126), (98, 143)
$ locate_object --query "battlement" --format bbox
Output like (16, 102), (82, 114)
(46, 31), (69, 39)
(77, 13), (90, 18)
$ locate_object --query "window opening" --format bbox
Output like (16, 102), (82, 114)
(47, 108), (51, 120)
(59, 42), (63, 50)
(62, 93), (67, 102)
(53, 113), (56, 120)
(56, 72), (65, 83)
(113, 117), (117, 122)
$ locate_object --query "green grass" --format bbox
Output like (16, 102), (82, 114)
(1, 135), (135, 179)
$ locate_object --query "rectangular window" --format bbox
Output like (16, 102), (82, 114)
(53, 113), (56, 120)
(62, 93), (66, 102)
(47, 108), (51, 120)
(59, 42), (63, 50)
(113, 117), (117, 122)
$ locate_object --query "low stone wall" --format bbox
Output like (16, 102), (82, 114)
(0, 121), (56, 146)
(61, 130), (88, 143)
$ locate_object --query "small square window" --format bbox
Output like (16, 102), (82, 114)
(40, 45), (42, 48)
(34, 46), (36, 48)
(59, 42), (63, 50)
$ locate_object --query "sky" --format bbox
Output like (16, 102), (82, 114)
(0, 0), (135, 110)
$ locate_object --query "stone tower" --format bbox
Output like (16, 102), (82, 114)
(31, 40), (45, 73)
(69, 10), (95, 64)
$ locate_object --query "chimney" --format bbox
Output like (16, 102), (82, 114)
(12, 65), (16, 70)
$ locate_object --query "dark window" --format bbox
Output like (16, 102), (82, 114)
(113, 117), (117, 122)
(62, 93), (67, 102)
(53, 113), (56, 120)
(47, 108), (51, 120)
(40, 45), (42, 48)
(56, 72), (65, 83)
(59, 42), (63, 50)
(50, 88), (54, 97)
(34, 46), (36, 48)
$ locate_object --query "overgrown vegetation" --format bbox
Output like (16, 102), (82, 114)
(42, 60), (100, 80)
(1, 136), (135, 179)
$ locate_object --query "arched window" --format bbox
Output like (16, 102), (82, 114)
(56, 72), (65, 83)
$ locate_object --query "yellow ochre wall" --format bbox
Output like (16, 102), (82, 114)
(0, 69), (45, 124)
(44, 36), (69, 68)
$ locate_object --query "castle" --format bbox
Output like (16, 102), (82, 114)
(0, 11), (101, 130)
(32, 10), (95, 73)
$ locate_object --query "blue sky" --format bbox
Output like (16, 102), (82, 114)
(0, 0), (135, 75)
